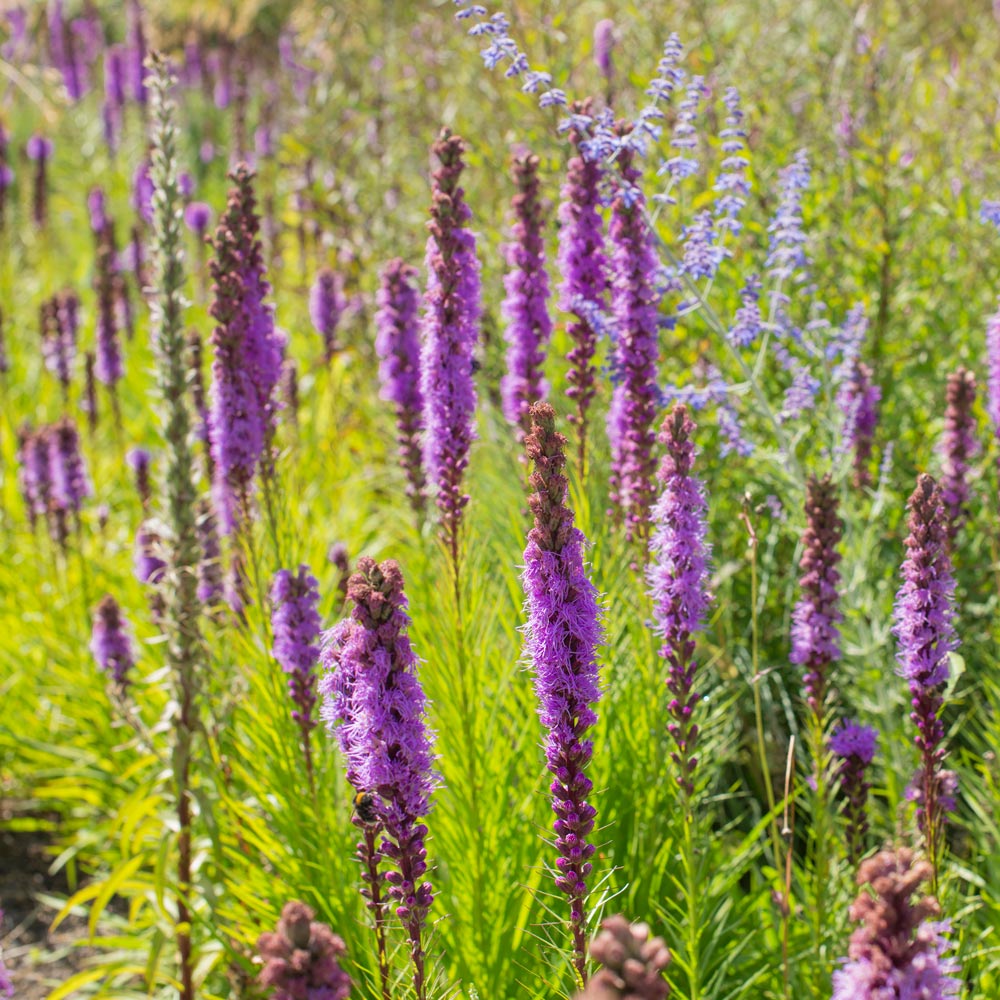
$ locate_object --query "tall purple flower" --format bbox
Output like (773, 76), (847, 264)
(501, 151), (553, 433)
(94, 220), (125, 391)
(790, 474), (843, 724)
(103, 44), (127, 152)
(40, 293), (77, 397)
(829, 720), (878, 864)
(271, 566), (322, 784)
(257, 901), (352, 1000)
(647, 405), (711, 797)
(593, 19), (616, 82)
(49, 416), (91, 515)
(18, 424), (53, 530)
(26, 134), (53, 227)
(208, 164), (284, 534)
(559, 104), (608, 474)
(986, 300), (1000, 457)
(375, 258), (425, 513)
(310, 267), (346, 361)
(90, 594), (136, 692)
(831, 849), (959, 999)
(522, 402), (603, 983)
(420, 129), (481, 567)
(320, 558), (436, 1000)
(608, 128), (661, 543)
(714, 87), (750, 236)
(128, 446), (152, 512)
(126, 0), (147, 105)
(893, 474), (956, 874)
(837, 360), (880, 488)
(938, 367), (977, 542)
(82, 350), (99, 432)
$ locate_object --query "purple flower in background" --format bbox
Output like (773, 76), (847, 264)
(309, 267), (346, 361)
(200, 140), (216, 164)
(184, 201), (212, 237)
(766, 149), (811, 321)
(128, 446), (152, 511)
(26, 134), (53, 227)
(648, 405), (711, 797)
(559, 104), (609, 473)
(522, 402), (603, 982)
(17, 425), (53, 528)
(0, 125), (12, 230)
(980, 199), (1000, 230)
(208, 165), (284, 534)
(90, 594), (136, 691)
(728, 275), (762, 347)
(49, 416), (91, 514)
(894, 474), (956, 870)
(420, 129), (481, 563)
(790, 474), (843, 724)
(133, 160), (154, 224)
(501, 150), (552, 432)
(178, 171), (195, 199)
(134, 519), (167, 587)
(939, 368), (978, 542)
(608, 129), (661, 543)
(376, 258), (426, 513)
(88, 187), (108, 234)
(680, 210), (724, 280)
(271, 566), (322, 779)
(257, 901), (351, 1000)
(40, 292), (79, 397)
(126, 0), (147, 104)
(103, 44), (126, 152)
(837, 359), (880, 488)
(82, 351), (99, 431)
(831, 849), (960, 999)
(665, 75), (705, 180)
(320, 557), (437, 1000)
(593, 19), (615, 80)
(584, 915), (671, 1000)
(94, 220), (125, 389)
(714, 87), (750, 235)
(830, 720), (878, 863)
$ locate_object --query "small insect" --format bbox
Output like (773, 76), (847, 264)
(353, 790), (379, 825)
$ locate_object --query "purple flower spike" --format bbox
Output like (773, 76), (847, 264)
(583, 915), (671, 1000)
(501, 150), (553, 433)
(26, 134), (53, 161)
(559, 104), (609, 473)
(257, 901), (351, 1000)
(831, 849), (960, 999)
(26, 134), (53, 226)
(608, 126), (661, 543)
(103, 44), (126, 152)
(375, 258), (425, 513)
(271, 566), (322, 780)
(309, 267), (346, 361)
(647, 405), (711, 797)
(830, 720), (878, 864)
(320, 558), (437, 1000)
(179, 204), (210, 244)
(127, 446), (152, 511)
(90, 594), (136, 691)
(837, 359), (880, 489)
(133, 159), (154, 224)
(938, 368), (978, 542)
(522, 402), (603, 983)
(790, 474), (843, 725)
(593, 19), (616, 80)
(208, 164), (284, 534)
(420, 128), (481, 564)
(126, 0), (147, 105)
(40, 291), (79, 397)
(94, 220), (125, 389)
(893, 474), (956, 870)
(986, 300), (1000, 454)
(49, 416), (91, 514)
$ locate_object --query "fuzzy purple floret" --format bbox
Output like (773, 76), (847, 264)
(208, 165), (284, 534)
(647, 405), (711, 796)
(501, 151), (553, 431)
(310, 267), (346, 360)
(790, 474), (843, 720)
(522, 402), (602, 976)
(376, 258), (426, 512)
(608, 134), (660, 543)
(419, 129), (481, 550)
(184, 201), (212, 234)
(939, 368), (978, 541)
(91, 594), (135, 690)
(271, 566), (322, 733)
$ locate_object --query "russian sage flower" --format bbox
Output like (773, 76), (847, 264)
(938, 367), (978, 542)
(790, 474), (843, 724)
(91, 594), (136, 691)
(831, 849), (959, 1000)
(257, 901), (352, 1000)
(271, 566), (322, 779)
(727, 275), (762, 347)
(208, 164), (285, 534)
(310, 267), (346, 361)
(581, 915), (671, 1000)
(320, 558), (436, 1000)
(714, 86), (750, 235)
(608, 129), (661, 543)
(420, 129), (481, 562)
(375, 258), (425, 513)
(522, 401), (603, 982)
(501, 150), (553, 432)
(558, 103), (608, 472)
(829, 720), (878, 864)
(893, 474), (956, 866)
(647, 405), (711, 796)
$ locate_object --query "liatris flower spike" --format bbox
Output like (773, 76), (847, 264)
(578, 915), (671, 1000)
(310, 266), (346, 361)
(523, 401), (603, 982)
(90, 594), (136, 692)
(648, 404), (711, 798)
(939, 367), (978, 543)
(893, 474), (956, 874)
(837, 359), (880, 489)
(829, 720), (878, 864)
(26, 133), (53, 226)
(790, 473), (843, 726)
(831, 848), (959, 999)
(257, 901), (352, 1000)
(375, 258), (425, 513)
